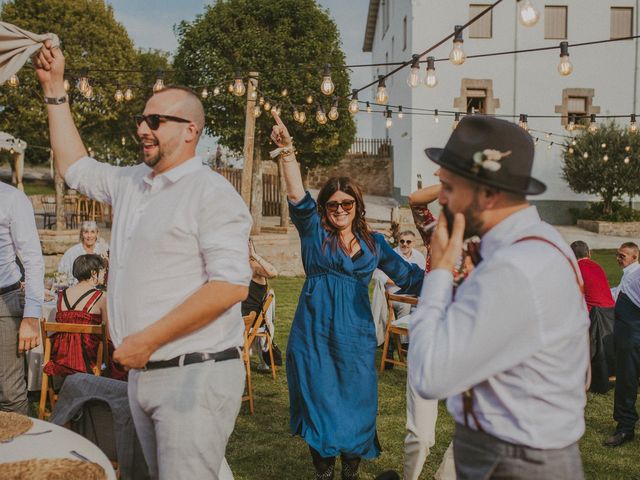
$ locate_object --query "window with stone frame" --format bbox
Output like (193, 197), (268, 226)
(554, 88), (600, 130)
(454, 79), (500, 115)
(611, 7), (633, 39)
(469, 4), (492, 38)
(544, 5), (568, 39)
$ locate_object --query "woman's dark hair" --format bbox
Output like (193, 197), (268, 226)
(317, 176), (376, 255)
(72, 254), (106, 282)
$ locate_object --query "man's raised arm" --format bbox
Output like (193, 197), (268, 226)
(34, 40), (87, 178)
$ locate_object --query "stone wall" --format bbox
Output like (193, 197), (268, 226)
(577, 220), (640, 237)
(306, 154), (393, 196)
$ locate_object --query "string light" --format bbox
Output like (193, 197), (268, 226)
(281, 88), (288, 97)
(320, 64), (335, 96)
(547, 142), (554, 150)
(624, 156), (630, 164)
(259, 97), (265, 106)
(263, 101), (271, 112)
(398, 105), (404, 119)
(518, 114), (529, 131)
(588, 114), (598, 133)
(583, 152), (589, 159)
(375, 75), (388, 104)
(8, 74), (19, 87)
(296, 110), (307, 124)
(568, 147), (574, 154)
(557, 42), (573, 76)
(366, 101), (372, 113)
(233, 70), (246, 96)
(601, 143), (607, 149)
(625, 145), (631, 152)
(153, 71), (165, 93)
(328, 99), (339, 121)
(424, 56), (438, 88)
(114, 88), (124, 102)
(253, 105), (262, 118)
(124, 87), (133, 101)
(306, 95), (314, 104)
(228, 83), (234, 93)
(434, 109), (439, 123)
(518, 0), (540, 27)
(121, 136), (126, 146)
(213, 86), (220, 96)
(316, 105), (327, 125)
(407, 54), (420, 88)
(449, 26), (466, 65)
(385, 109), (393, 129)
(83, 84), (93, 100)
(566, 114), (576, 131)
(201, 87), (209, 99)
(293, 109), (300, 122)
(603, 154), (609, 161)
(629, 114), (638, 134)
(77, 73), (90, 94)
(452, 112), (461, 129)
(348, 89), (360, 115)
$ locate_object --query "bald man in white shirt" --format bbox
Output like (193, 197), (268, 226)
(35, 41), (251, 479)
(409, 116), (589, 479)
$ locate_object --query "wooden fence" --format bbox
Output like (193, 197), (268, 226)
(214, 167), (281, 216)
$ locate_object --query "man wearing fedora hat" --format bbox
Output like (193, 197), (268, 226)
(407, 116), (589, 479)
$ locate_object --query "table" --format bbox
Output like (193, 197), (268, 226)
(0, 418), (116, 479)
(26, 299), (57, 392)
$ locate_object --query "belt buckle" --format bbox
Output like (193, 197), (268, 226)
(178, 354), (187, 367)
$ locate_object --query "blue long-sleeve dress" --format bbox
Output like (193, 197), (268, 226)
(287, 192), (424, 459)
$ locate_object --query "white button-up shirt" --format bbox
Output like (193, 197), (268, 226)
(619, 262), (640, 307)
(409, 206), (589, 449)
(0, 182), (44, 318)
(65, 156), (252, 361)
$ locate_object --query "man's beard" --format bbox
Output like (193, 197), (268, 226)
(139, 143), (163, 168)
(442, 199), (484, 239)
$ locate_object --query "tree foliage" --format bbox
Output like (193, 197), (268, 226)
(0, 0), (167, 165)
(562, 121), (640, 216)
(173, 0), (356, 172)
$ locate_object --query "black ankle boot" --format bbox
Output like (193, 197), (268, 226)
(341, 455), (360, 480)
(310, 447), (336, 480)
(315, 464), (335, 480)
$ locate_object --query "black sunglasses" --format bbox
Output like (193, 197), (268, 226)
(325, 200), (356, 213)
(135, 114), (192, 130)
(399, 239), (413, 245)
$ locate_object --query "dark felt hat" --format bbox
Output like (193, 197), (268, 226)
(425, 115), (546, 195)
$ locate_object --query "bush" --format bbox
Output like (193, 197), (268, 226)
(570, 202), (640, 222)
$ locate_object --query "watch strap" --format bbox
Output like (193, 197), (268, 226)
(43, 95), (68, 105)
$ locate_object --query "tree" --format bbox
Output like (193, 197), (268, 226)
(0, 0), (153, 165)
(562, 121), (640, 217)
(173, 0), (356, 173)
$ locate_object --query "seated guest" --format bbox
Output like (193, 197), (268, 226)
(241, 240), (282, 370)
(571, 241), (616, 393)
(57, 221), (109, 285)
(44, 254), (126, 380)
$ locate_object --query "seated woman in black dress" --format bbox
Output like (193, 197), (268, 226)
(241, 240), (281, 369)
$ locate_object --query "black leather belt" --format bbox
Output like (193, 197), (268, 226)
(143, 347), (241, 371)
(0, 282), (21, 296)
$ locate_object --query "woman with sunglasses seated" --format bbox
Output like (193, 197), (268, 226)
(43, 254), (127, 380)
(270, 111), (423, 480)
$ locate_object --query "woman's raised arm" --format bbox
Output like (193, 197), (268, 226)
(270, 111), (305, 203)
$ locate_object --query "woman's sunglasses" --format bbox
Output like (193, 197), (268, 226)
(325, 200), (356, 213)
(135, 114), (191, 130)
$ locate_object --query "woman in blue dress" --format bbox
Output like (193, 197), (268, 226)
(270, 112), (424, 479)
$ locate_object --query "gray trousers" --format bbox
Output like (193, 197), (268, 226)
(0, 288), (27, 414)
(128, 357), (245, 480)
(453, 423), (584, 480)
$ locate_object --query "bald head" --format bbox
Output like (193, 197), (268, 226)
(150, 86), (205, 139)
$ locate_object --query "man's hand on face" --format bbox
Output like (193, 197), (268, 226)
(431, 212), (465, 272)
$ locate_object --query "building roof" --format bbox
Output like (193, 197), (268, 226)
(362, 0), (380, 52)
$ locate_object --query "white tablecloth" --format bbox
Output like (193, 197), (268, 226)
(0, 418), (116, 479)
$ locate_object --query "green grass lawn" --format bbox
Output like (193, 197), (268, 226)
(227, 255), (640, 479)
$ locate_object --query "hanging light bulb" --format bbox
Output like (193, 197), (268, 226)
(583, 152), (589, 159)
(253, 105), (262, 118)
(601, 143), (607, 149)
(7, 73), (19, 87)
(385, 109), (393, 129)
(407, 54), (421, 88)
(518, 0), (540, 27)
(233, 70), (246, 96)
(83, 84), (93, 100)
(566, 114), (576, 131)
(398, 105), (404, 119)
(603, 154), (609, 161)
(423, 56), (438, 88)
(153, 71), (165, 93)
(63, 78), (71, 92)
(316, 105), (327, 125)
(629, 114), (638, 134)
(518, 114), (529, 131)
(366, 101), (372, 114)
(534, 137), (539, 145)
(297, 110), (307, 124)
(306, 94), (314, 104)
(263, 101), (271, 112)
(114, 88), (124, 103)
(588, 114), (598, 133)
(228, 83), (234, 93)
(248, 89), (257, 101)
(293, 109), (300, 122)
(452, 112), (461, 130)
(259, 97), (265, 106)
(201, 87), (209, 99)
(213, 86), (221, 96)
(545, 132), (551, 138)
(624, 156), (631, 164)
(281, 88), (288, 97)
(449, 26), (466, 65)
(625, 145), (632, 152)
(375, 75), (388, 104)
(77, 75), (90, 94)
(568, 147), (574, 154)
(124, 87), (133, 101)
(547, 142), (554, 150)
(121, 136), (126, 146)
(328, 99), (339, 121)
(572, 140), (577, 146)
(348, 89), (360, 115)
(320, 64), (335, 96)
(434, 108), (440, 124)
(557, 42), (573, 76)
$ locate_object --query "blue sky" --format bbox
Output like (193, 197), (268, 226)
(104, 0), (373, 138)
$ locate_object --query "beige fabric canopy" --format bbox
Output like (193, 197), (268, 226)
(0, 132), (27, 191)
